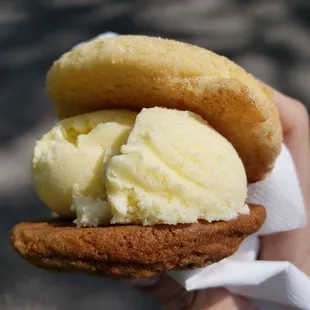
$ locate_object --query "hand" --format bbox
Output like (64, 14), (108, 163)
(130, 86), (310, 310)
(259, 86), (310, 275)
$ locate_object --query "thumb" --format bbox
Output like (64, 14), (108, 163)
(131, 274), (198, 309)
(129, 274), (257, 310)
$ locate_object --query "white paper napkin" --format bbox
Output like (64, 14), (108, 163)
(73, 33), (309, 309)
(248, 145), (306, 235)
(170, 145), (309, 310)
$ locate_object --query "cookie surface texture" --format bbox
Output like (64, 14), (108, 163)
(11, 205), (265, 278)
(47, 35), (282, 182)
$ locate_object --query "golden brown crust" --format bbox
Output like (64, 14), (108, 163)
(46, 35), (282, 182)
(11, 205), (265, 278)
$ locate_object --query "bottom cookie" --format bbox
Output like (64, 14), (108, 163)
(11, 204), (265, 278)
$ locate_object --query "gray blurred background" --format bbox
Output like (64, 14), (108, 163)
(1, 0), (310, 309)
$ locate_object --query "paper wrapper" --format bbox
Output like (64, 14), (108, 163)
(170, 144), (309, 309)
(73, 33), (309, 309)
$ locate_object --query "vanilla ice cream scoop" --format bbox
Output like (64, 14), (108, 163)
(32, 110), (137, 223)
(106, 107), (248, 225)
(33, 107), (248, 226)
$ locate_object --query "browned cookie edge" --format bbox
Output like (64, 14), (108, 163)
(11, 204), (265, 278)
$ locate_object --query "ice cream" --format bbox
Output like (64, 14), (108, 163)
(106, 107), (248, 225)
(32, 109), (137, 222)
(33, 107), (248, 227)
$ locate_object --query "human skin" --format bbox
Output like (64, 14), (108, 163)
(131, 86), (310, 310)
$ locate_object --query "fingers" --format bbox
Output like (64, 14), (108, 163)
(132, 274), (197, 310)
(261, 81), (310, 201)
(263, 85), (310, 200)
(130, 274), (257, 310)
(259, 85), (310, 276)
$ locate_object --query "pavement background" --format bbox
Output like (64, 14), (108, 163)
(1, 0), (310, 309)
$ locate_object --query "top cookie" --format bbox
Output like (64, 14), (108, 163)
(46, 35), (282, 182)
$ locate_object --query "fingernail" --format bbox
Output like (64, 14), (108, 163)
(129, 276), (160, 287)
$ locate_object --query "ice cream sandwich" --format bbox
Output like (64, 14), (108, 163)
(11, 35), (281, 278)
